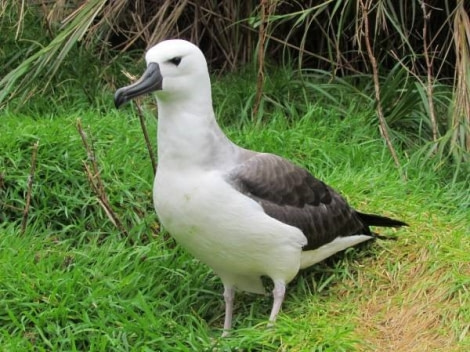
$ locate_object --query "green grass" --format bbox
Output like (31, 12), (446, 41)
(1, 81), (469, 351)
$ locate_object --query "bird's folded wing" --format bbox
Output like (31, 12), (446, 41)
(226, 153), (370, 250)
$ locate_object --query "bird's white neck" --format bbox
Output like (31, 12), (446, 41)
(156, 93), (237, 170)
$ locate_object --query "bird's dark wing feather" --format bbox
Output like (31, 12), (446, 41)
(227, 153), (370, 250)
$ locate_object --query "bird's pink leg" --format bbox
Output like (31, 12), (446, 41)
(268, 281), (286, 325)
(222, 285), (235, 337)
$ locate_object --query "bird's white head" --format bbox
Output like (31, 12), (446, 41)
(114, 39), (210, 107)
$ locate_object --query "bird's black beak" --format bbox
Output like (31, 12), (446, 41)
(114, 62), (162, 108)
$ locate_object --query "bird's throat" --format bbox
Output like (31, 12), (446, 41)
(156, 99), (235, 170)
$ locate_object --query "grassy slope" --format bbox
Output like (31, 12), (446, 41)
(0, 89), (469, 351)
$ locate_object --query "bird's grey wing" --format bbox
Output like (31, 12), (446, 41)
(226, 153), (370, 250)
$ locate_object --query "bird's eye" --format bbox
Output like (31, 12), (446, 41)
(168, 57), (182, 66)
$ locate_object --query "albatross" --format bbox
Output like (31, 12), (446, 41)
(114, 39), (407, 335)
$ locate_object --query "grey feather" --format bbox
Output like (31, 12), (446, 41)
(227, 153), (370, 250)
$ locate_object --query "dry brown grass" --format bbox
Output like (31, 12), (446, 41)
(451, 2), (470, 161)
(347, 219), (469, 351)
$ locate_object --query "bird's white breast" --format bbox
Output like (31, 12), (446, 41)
(153, 167), (307, 288)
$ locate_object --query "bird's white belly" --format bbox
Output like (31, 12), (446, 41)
(153, 168), (307, 287)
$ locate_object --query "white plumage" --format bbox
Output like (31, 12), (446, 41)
(114, 39), (407, 335)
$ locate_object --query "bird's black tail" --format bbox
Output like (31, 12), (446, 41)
(357, 212), (408, 228)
